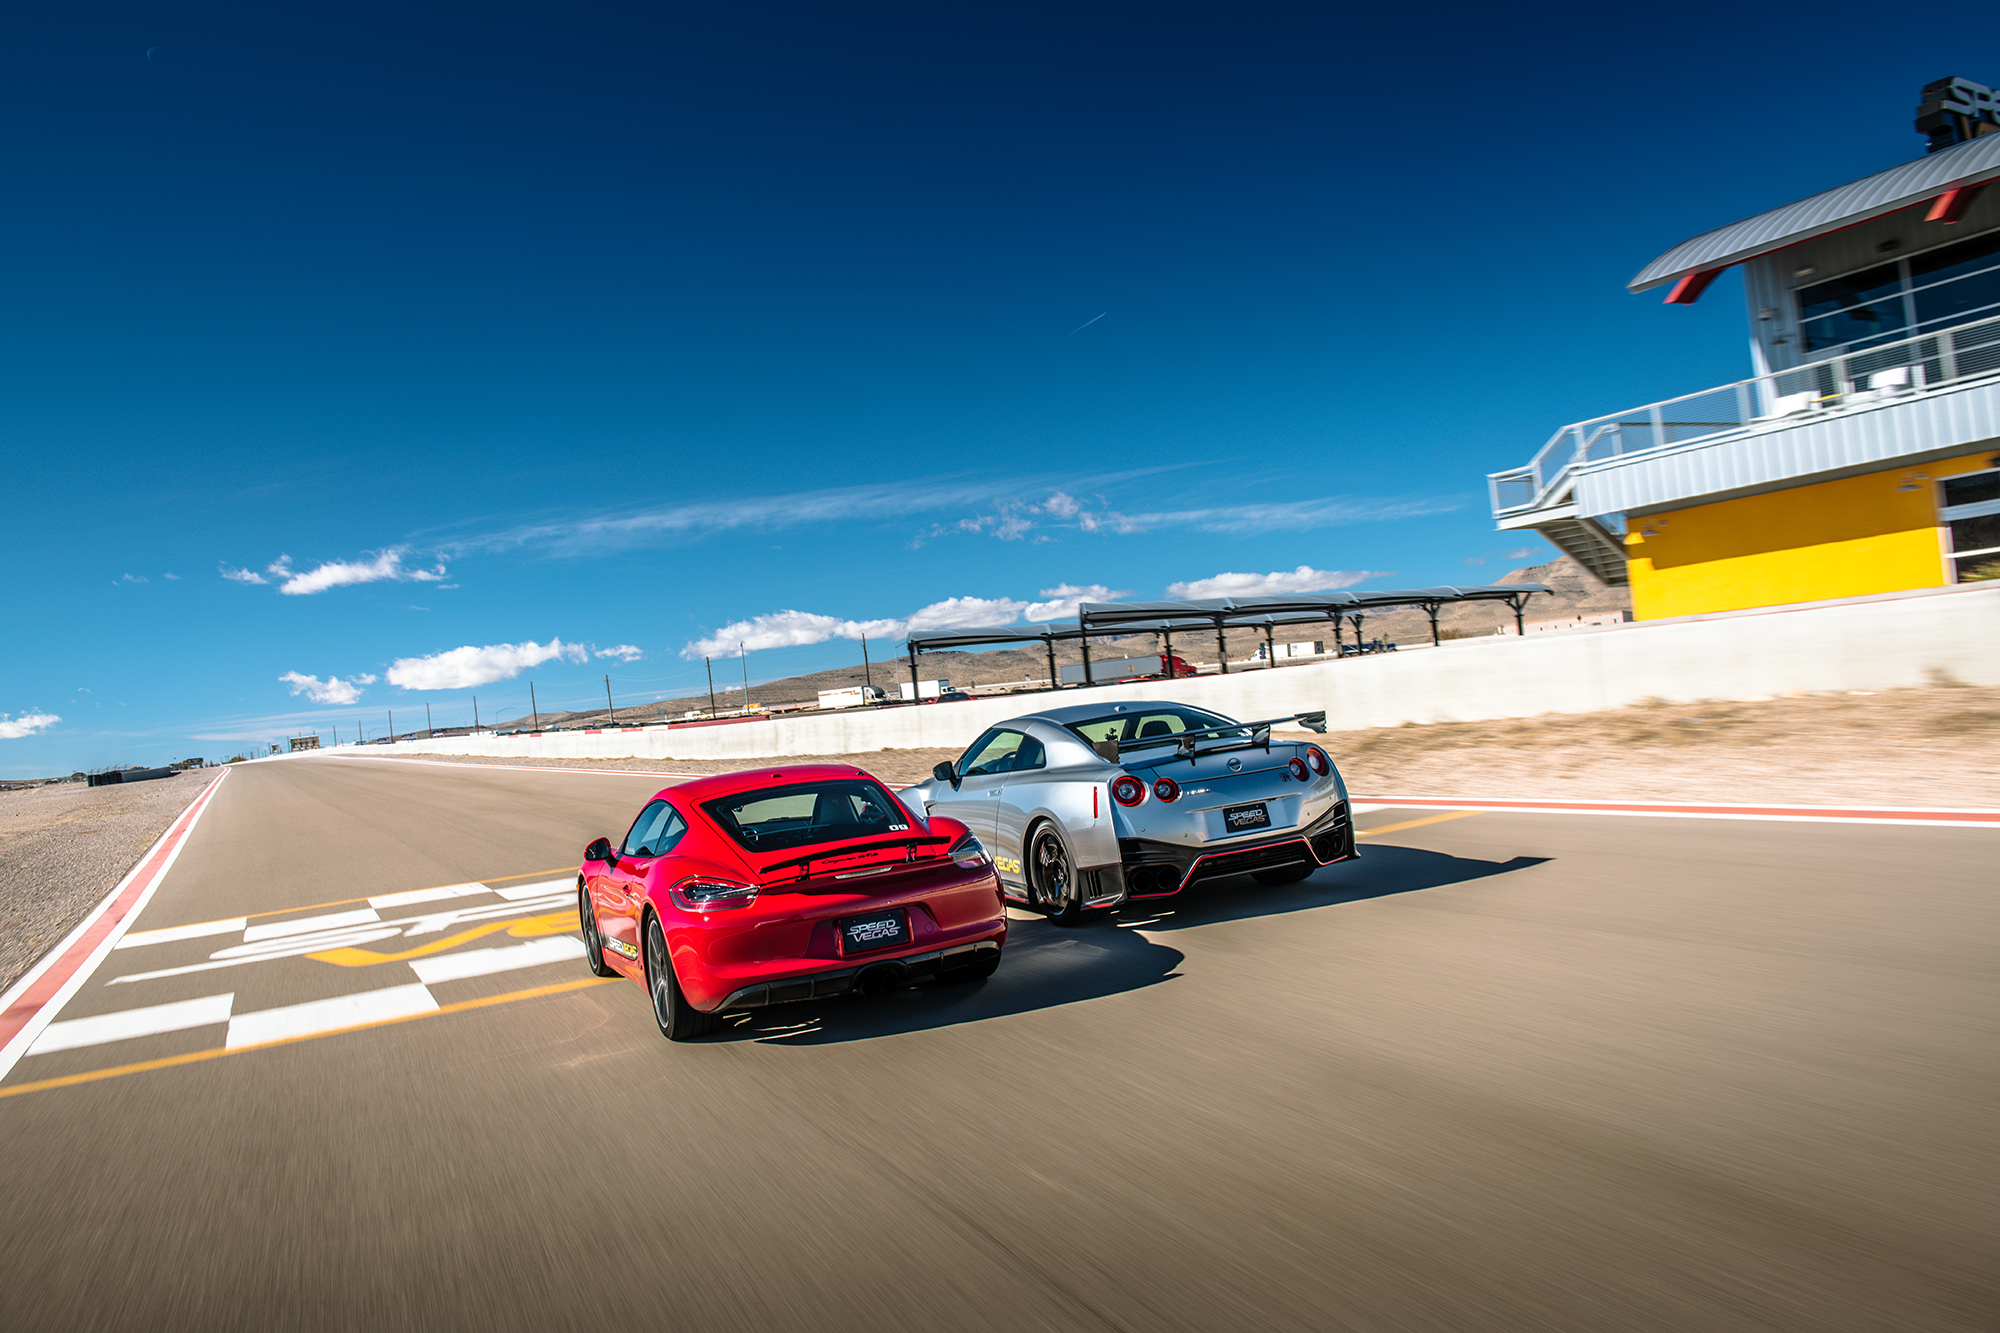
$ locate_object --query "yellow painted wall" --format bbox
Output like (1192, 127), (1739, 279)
(1625, 451), (1995, 620)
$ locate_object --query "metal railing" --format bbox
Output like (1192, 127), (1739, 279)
(1490, 313), (2000, 516)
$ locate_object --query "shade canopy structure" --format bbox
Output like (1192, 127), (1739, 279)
(901, 618), (1226, 695)
(1627, 134), (2000, 294)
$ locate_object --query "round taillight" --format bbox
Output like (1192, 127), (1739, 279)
(1110, 775), (1146, 807)
(1288, 756), (1309, 782)
(1153, 777), (1179, 803)
(1307, 746), (1330, 775)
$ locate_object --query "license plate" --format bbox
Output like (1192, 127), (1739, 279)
(839, 909), (909, 954)
(1222, 802), (1271, 832)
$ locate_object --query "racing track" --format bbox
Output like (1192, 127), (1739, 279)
(0, 755), (1993, 1331)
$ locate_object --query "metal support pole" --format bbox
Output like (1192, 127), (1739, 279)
(1426, 602), (1441, 647)
(1330, 614), (1342, 655)
(1045, 634), (1057, 689)
(530, 683), (538, 732)
(1263, 622), (1276, 666)
(1079, 630), (1092, 685)
(1510, 595), (1527, 636)
(388, 709), (394, 743)
(1215, 617), (1229, 674)
(425, 702), (432, 737)
(861, 633), (872, 691)
(473, 696), (479, 732)
(907, 646), (920, 702)
(705, 658), (717, 715)
(740, 643), (749, 711)
(604, 674), (616, 725)
(1348, 614), (1365, 652)
(1162, 627), (1174, 675)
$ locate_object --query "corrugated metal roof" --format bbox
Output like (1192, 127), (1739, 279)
(1572, 379), (2000, 514)
(1628, 135), (2000, 292)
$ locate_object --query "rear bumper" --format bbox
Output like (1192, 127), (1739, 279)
(1118, 800), (1355, 897)
(710, 938), (1003, 1013)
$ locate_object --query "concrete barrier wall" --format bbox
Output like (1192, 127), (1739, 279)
(361, 583), (1999, 764)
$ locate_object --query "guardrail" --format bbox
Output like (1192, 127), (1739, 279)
(1491, 314), (2000, 516)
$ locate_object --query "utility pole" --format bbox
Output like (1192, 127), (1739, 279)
(425, 702), (432, 737)
(388, 709), (394, 742)
(473, 695), (479, 732)
(530, 682), (539, 731)
(705, 657), (717, 715)
(604, 673), (616, 725)
(740, 643), (749, 712)
(861, 632), (872, 690)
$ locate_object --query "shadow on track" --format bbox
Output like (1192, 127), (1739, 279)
(1121, 844), (1551, 933)
(713, 845), (1544, 1046)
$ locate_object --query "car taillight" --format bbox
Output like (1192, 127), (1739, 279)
(1110, 775), (1146, 807)
(1288, 756), (1309, 782)
(1307, 745), (1329, 775)
(669, 877), (758, 911)
(1153, 777), (1179, 802)
(949, 833), (991, 869)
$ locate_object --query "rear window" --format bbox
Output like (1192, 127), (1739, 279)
(700, 779), (912, 854)
(1066, 706), (1242, 747)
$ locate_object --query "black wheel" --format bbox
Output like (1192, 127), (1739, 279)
(579, 884), (618, 977)
(1252, 863), (1316, 886)
(645, 915), (720, 1041)
(1030, 823), (1092, 926)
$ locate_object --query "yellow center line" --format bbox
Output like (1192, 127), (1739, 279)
(1355, 811), (1483, 837)
(0, 975), (622, 1101)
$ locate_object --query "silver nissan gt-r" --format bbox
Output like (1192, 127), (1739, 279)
(897, 700), (1357, 924)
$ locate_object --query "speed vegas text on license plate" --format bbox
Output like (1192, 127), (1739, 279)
(840, 909), (909, 954)
(1223, 802), (1271, 832)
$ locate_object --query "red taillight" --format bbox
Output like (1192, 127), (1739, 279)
(1110, 775), (1146, 807)
(669, 877), (759, 911)
(1153, 777), (1179, 803)
(1307, 746), (1330, 775)
(1288, 756), (1309, 782)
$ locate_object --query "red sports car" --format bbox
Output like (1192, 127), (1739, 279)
(578, 765), (1007, 1040)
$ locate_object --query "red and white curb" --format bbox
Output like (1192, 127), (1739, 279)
(0, 769), (232, 1083)
(1348, 795), (2000, 828)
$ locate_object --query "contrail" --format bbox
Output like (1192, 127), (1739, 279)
(1063, 312), (1106, 339)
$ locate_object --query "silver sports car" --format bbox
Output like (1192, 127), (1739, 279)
(898, 700), (1356, 924)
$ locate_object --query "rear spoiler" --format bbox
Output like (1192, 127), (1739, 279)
(1098, 711), (1328, 763)
(754, 832), (954, 886)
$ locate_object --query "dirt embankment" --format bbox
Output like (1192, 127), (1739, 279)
(0, 771), (223, 995)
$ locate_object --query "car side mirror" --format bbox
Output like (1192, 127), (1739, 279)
(585, 837), (615, 864)
(932, 761), (960, 789)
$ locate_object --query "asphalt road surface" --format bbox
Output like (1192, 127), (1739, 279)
(1, 756), (1993, 1332)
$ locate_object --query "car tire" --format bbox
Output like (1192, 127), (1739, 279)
(645, 915), (720, 1041)
(1029, 822), (1093, 927)
(579, 884), (618, 977)
(1252, 863), (1316, 886)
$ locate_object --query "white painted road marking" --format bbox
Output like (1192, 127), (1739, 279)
(495, 880), (573, 901)
(408, 937), (587, 985)
(242, 908), (383, 942)
(225, 984), (440, 1049)
(368, 883), (490, 909)
(116, 918), (249, 949)
(28, 993), (236, 1055)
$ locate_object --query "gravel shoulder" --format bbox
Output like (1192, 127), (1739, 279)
(0, 770), (222, 995)
(338, 684), (2000, 806)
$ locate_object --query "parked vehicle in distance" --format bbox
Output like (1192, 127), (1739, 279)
(577, 765), (1006, 1040)
(899, 701), (1354, 925)
(898, 678), (954, 701)
(922, 690), (974, 704)
(1058, 653), (1195, 686)
(817, 685), (885, 710)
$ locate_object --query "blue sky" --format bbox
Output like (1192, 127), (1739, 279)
(0, 3), (1973, 773)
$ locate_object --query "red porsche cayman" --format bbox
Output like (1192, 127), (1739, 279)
(578, 765), (1007, 1040)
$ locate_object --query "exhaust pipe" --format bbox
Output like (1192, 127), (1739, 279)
(853, 962), (908, 996)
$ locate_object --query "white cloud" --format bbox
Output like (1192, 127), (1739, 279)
(386, 638), (586, 690)
(595, 645), (645, 663)
(1021, 583), (1129, 620)
(121, 573), (148, 584)
(220, 564), (268, 585)
(279, 672), (376, 706)
(0, 710), (60, 740)
(265, 549), (449, 596)
(1165, 566), (1385, 599)
(680, 584), (1131, 659)
(164, 572), (180, 580)
(1504, 547), (1542, 560)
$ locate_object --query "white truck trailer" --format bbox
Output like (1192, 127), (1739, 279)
(816, 686), (886, 709)
(896, 679), (954, 701)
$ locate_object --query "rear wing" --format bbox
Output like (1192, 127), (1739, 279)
(1091, 711), (1327, 763)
